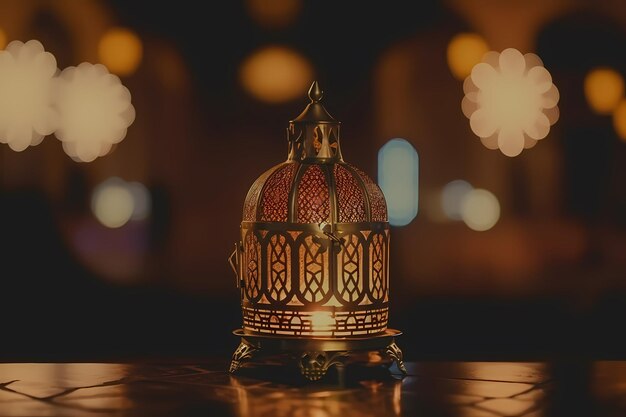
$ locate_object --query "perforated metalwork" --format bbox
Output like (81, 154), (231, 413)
(243, 165), (282, 221)
(266, 234), (292, 302)
(260, 163), (297, 222)
(299, 235), (329, 303)
(296, 165), (330, 223)
(349, 165), (388, 222)
(335, 164), (367, 222)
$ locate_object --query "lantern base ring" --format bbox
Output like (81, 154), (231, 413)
(230, 328), (406, 381)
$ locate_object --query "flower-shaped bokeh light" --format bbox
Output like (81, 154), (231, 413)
(462, 48), (560, 157)
(0, 40), (58, 151)
(54, 63), (135, 162)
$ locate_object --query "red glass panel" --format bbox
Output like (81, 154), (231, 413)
(334, 164), (367, 222)
(296, 165), (330, 223)
(349, 165), (388, 222)
(260, 163), (296, 222)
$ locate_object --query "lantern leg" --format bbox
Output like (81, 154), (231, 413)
(299, 351), (348, 381)
(229, 340), (259, 373)
(383, 341), (407, 375)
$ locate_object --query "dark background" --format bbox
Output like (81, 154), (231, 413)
(2, 0), (626, 361)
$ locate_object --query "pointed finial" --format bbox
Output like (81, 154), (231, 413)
(308, 81), (323, 103)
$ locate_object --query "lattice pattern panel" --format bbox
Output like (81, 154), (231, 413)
(242, 164), (282, 221)
(266, 234), (292, 302)
(244, 232), (262, 301)
(369, 232), (388, 301)
(296, 165), (330, 223)
(240, 226), (390, 337)
(299, 235), (329, 303)
(337, 234), (363, 303)
(242, 306), (388, 337)
(260, 163), (297, 222)
(349, 164), (388, 222)
(334, 164), (367, 222)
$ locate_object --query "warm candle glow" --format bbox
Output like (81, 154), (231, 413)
(310, 311), (335, 332)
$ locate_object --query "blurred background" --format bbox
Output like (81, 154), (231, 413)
(2, 0), (626, 361)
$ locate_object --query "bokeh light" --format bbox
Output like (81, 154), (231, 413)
(0, 40), (58, 152)
(54, 63), (135, 162)
(584, 68), (624, 115)
(378, 138), (419, 226)
(0, 28), (7, 49)
(461, 189), (500, 231)
(91, 178), (151, 228)
(441, 180), (473, 220)
(98, 27), (143, 76)
(240, 46), (313, 103)
(463, 48), (559, 157)
(246, 0), (302, 29)
(92, 178), (135, 228)
(447, 33), (489, 80)
(128, 181), (151, 221)
(613, 99), (626, 142)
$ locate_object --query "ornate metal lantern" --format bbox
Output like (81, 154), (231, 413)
(229, 82), (405, 380)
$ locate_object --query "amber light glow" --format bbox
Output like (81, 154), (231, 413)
(584, 67), (624, 115)
(240, 46), (313, 103)
(613, 100), (626, 142)
(98, 27), (143, 76)
(447, 33), (489, 80)
(246, 0), (302, 29)
(0, 28), (7, 49)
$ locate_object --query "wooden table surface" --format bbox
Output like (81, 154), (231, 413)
(0, 360), (624, 416)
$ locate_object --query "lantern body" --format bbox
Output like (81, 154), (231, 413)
(240, 160), (389, 338)
(229, 82), (404, 380)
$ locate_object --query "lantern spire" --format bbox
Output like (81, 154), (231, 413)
(287, 81), (342, 163)
(309, 80), (323, 102)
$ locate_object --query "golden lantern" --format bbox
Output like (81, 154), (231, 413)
(229, 82), (405, 380)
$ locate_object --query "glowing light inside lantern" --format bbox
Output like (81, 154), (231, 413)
(98, 27), (143, 76)
(461, 188), (500, 231)
(240, 46), (313, 103)
(447, 33), (489, 80)
(310, 311), (335, 333)
(378, 138), (419, 226)
(463, 48), (559, 157)
(584, 67), (624, 115)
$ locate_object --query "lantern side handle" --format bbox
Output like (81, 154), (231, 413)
(228, 242), (243, 288)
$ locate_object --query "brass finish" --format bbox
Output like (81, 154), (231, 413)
(230, 328), (407, 381)
(230, 81), (404, 380)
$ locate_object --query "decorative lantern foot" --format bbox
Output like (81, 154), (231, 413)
(229, 340), (259, 373)
(299, 351), (348, 381)
(382, 341), (407, 375)
(230, 328), (406, 381)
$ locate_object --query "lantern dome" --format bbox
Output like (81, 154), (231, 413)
(234, 81), (391, 339)
(243, 162), (387, 224)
